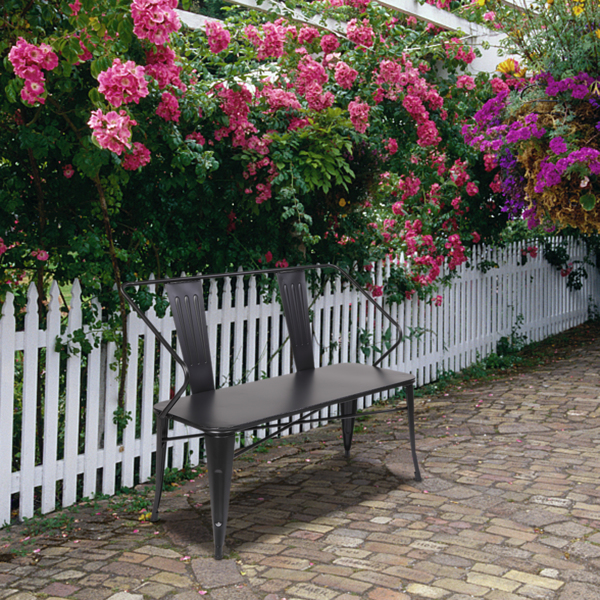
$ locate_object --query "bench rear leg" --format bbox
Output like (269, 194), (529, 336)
(205, 433), (236, 560)
(341, 399), (358, 458)
(406, 384), (422, 482)
(151, 415), (168, 521)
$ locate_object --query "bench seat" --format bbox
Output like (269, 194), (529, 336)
(154, 363), (415, 434)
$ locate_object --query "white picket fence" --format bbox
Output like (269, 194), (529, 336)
(1, 237), (599, 526)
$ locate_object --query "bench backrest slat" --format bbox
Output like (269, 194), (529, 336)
(165, 280), (215, 394)
(277, 270), (315, 372)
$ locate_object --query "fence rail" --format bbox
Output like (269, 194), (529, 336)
(1, 238), (599, 525)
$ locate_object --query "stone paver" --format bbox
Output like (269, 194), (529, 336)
(2, 321), (600, 599)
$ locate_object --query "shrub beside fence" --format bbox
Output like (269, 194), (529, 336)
(1, 238), (599, 526)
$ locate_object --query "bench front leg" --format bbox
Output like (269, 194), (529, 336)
(151, 414), (168, 522)
(205, 433), (236, 560)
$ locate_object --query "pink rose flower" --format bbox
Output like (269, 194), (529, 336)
(88, 109), (137, 155)
(206, 21), (231, 54)
(122, 142), (151, 170)
(156, 91), (180, 122)
(131, 0), (181, 45)
(348, 98), (370, 133)
(97, 58), (149, 108)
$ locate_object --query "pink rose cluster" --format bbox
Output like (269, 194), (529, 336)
(445, 233), (467, 270)
(0, 238), (7, 257)
(259, 86), (302, 112)
(206, 21), (231, 54)
(88, 109), (137, 155)
(445, 38), (476, 64)
(122, 142), (152, 170)
(131, 0), (181, 45)
(245, 21), (291, 60)
(348, 98), (370, 133)
(346, 19), (374, 48)
(320, 34), (339, 55)
(335, 62), (358, 90)
(145, 45), (185, 91)
(295, 56), (334, 112)
(156, 91), (181, 122)
(297, 26), (320, 45)
(8, 37), (59, 105)
(31, 249), (49, 261)
(403, 219), (443, 286)
(374, 58), (443, 147)
(98, 58), (149, 107)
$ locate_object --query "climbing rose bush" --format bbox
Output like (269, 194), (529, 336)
(0, 0), (508, 320)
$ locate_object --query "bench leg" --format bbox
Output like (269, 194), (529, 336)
(151, 415), (168, 521)
(205, 434), (236, 560)
(406, 384), (422, 482)
(341, 399), (357, 458)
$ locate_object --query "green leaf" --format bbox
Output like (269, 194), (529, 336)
(5, 80), (19, 104)
(117, 19), (133, 47)
(580, 193), (596, 211)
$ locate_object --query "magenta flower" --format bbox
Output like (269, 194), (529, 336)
(320, 34), (339, 55)
(206, 21), (231, 54)
(156, 91), (180, 122)
(466, 182), (479, 196)
(347, 19), (374, 48)
(68, 0), (82, 15)
(145, 45), (184, 90)
(549, 136), (567, 155)
(63, 164), (75, 178)
(186, 132), (206, 146)
(456, 75), (476, 90)
(122, 142), (151, 170)
(131, 0), (181, 45)
(298, 26), (320, 45)
(348, 98), (370, 133)
(386, 138), (398, 154)
(8, 37), (58, 105)
(334, 62), (358, 90)
(97, 59), (149, 107)
(88, 109), (137, 155)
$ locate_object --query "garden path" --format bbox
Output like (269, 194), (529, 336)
(2, 322), (600, 600)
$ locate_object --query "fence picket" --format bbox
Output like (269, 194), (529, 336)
(41, 281), (61, 513)
(20, 284), (40, 519)
(0, 293), (16, 525)
(63, 280), (82, 506)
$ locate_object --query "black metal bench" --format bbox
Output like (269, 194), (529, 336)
(122, 264), (421, 559)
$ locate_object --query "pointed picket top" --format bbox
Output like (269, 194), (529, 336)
(208, 277), (218, 311)
(24, 282), (39, 329)
(26, 280), (38, 304)
(69, 278), (82, 311)
(1, 291), (14, 320)
(48, 280), (60, 314)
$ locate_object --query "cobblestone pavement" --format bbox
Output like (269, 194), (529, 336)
(3, 325), (600, 600)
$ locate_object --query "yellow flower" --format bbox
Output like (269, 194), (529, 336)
(497, 58), (519, 74)
(339, 198), (347, 207)
(573, 4), (583, 15)
(596, 29), (600, 38)
(477, 0), (485, 6)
